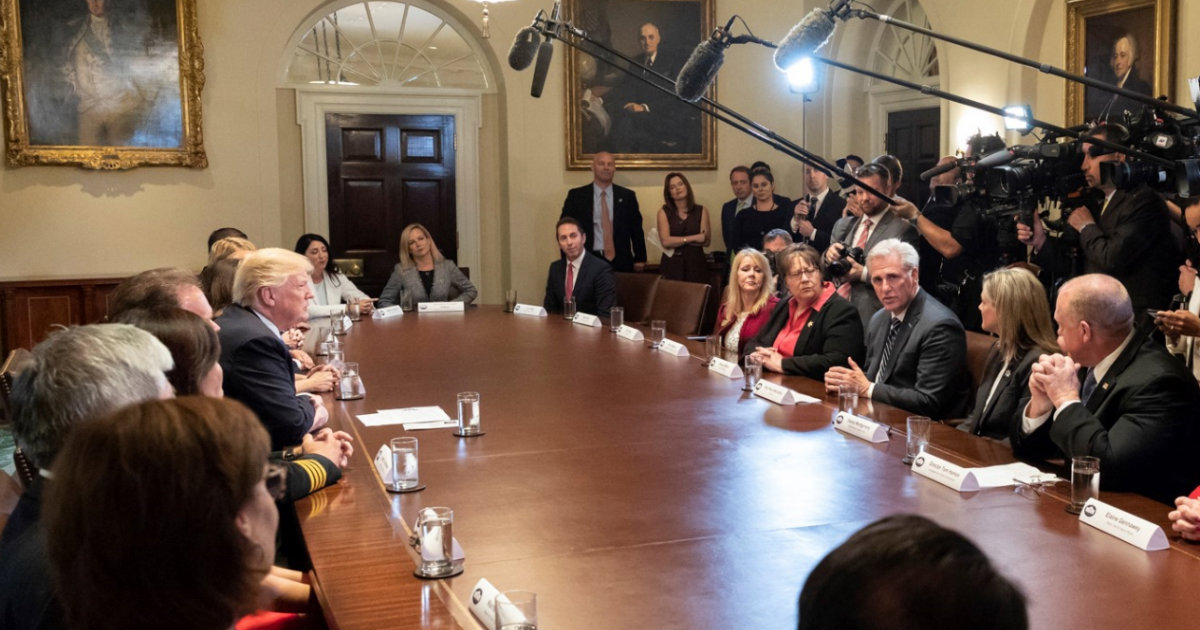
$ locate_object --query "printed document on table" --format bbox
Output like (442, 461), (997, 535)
(357, 406), (454, 429)
(969, 462), (1049, 488)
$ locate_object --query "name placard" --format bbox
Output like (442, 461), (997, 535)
(373, 305), (403, 319)
(832, 411), (890, 443)
(616, 325), (644, 341)
(512, 304), (548, 317)
(341, 314), (354, 330)
(573, 312), (602, 327)
(1078, 498), (1169, 551)
(467, 578), (503, 630)
(657, 338), (691, 357)
(418, 301), (465, 313)
(708, 357), (743, 379)
(373, 444), (398, 484)
(753, 380), (819, 405)
(911, 452), (980, 492)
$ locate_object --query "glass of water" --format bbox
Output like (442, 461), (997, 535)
(649, 319), (666, 349)
(495, 590), (538, 630)
(337, 362), (364, 400)
(903, 415), (931, 465)
(838, 382), (858, 414)
(563, 297), (577, 320)
(1068, 455), (1100, 514)
(417, 506), (454, 577)
(456, 391), (481, 436)
(609, 306), (624, 332)
(389, 437), (419, 492)
(742, 354), (762, 391)
(705, 335), (721, 364)
(504, 289), (518, 313)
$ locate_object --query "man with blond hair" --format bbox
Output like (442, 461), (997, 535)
(216, 248), (330, 448)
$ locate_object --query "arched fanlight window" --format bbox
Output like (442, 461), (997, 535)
(869, 0), (939, 83)
(284, 1), (490, 89)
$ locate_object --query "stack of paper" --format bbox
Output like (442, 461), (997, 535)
(356, 406), (457, 430)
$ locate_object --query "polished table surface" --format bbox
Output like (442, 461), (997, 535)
(297, 307), (1200, 629)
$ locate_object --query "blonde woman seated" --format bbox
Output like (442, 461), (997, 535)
(746, 244), (865, 378)
(959, 267), (1058, 441)
(713, 249), (779, 355)
(379, 224), (477, 307)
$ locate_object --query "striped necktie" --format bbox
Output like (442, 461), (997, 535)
(875, 318), (903, 380)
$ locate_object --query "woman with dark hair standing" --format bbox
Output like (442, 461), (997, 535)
(730, 168), (790, 252)
(379, 223), (477, 307)
(44, 397), (281, 630)
(656, 172), (711, 283)
(294, 233), (372, 319)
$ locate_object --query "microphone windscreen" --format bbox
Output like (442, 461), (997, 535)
(976, 149), (1017, 168)
(773, 8), (835, 71)
(508, 26), (541, 71)
(919, 160), (959, 182)
(675, 38), (725, 102)
(530, 40), (555, 98)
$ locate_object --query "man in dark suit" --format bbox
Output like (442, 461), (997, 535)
(824, 238), (970, 419)
(217, 248), (330, 449)
(721, 165), (753, 259)
(823, 165), (920, 326)
(1018, 125), (1179, 312)
(792, 164), (846, 252)
(1014, 274), (1200, 505)
(560, 151), (646, 273)
(544, 217), (616, 318)
(605, 22), (694, 154)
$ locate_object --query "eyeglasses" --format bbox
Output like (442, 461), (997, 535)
(1012, 474), (1058, 500)
(266, 462), (289, 501)
(786, 267), (821, 279)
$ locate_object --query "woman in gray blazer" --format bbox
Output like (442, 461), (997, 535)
(378, 223), (477, 307)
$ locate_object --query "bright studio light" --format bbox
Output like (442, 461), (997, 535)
(1003, 104), (1032, 133)
(786, 58), (818, 94)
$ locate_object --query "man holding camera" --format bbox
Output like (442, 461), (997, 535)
(1017, 124), (1178, 313)
(823, 163), (919, 326)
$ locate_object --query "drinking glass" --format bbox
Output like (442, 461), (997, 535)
(1068, 456), (1100, 514)
(649, 320), (666, 349)
(495, 590), (538, 630)
(563, 297), (577, 320)
(456, 391), (482, 436)
(705, 335), (721, 364)
(326, 348), (345, 372)
(417, 507), (454, 577)
(401, 292), (415, 312)
(331, 313), (348, 336)
(902, 415), (931, 465)
(389, 437), (419, 491)
(742, 354), (762, 391)
(347, 301), (363, 322)
(838, 382), (858, 413)
(337, 362), (364, 400)
(609, 306), (624, 332)
(504, 289), (518, 313)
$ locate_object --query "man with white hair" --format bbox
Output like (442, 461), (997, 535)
(824, 238), (970, 419)
(0, 323), (173, 629)
(216, 247), (329, 449)
(1015, 274), (1200, 505)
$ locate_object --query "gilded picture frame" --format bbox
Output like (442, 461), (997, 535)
(1065, 0), (1175, 125)
(564, 0), (717, 170)
(0, 0), (206, 169)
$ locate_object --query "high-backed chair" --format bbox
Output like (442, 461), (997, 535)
(964, 331), (996, 395)
(2, 348), (36, 489)
(647, 279), (711, 336)
(614, 272), (660, 325)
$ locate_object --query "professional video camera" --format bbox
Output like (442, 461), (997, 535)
(1094, 108), (1200, 196)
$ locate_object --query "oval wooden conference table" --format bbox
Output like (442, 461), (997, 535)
(297, 306), (1200, 630)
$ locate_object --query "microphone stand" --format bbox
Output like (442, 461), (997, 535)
(532, 14), (898, 205)
(811, 54), (1175, 168)
(841, 7), (1200, 122)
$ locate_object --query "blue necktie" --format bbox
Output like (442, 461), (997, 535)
(1081, 368), (1097, 403)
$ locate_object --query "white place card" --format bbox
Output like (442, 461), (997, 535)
(512, 303), (548, 317)
(373, 305), (403, 319)
(832, 411), (890, 443)
(707, 357), (743, 379)
(341, 314), (354, 330)
(657, 338), (690, 357)
(418, 301), (465, 313)
(1078, 498), (1169, 551)
(573, 312), (602, 327)
(616, 325), (644, 341)
(910, 452), (980, 492)
(467, 578), (504, 630)
(753, 380), (819, 405)
(374, 444), (398, 485)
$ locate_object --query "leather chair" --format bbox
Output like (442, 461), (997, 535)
(1, 349), (35, 489)
(964, 330), (996, 397)
(614, 272), (660, 325)
(647, 279), (711, 336)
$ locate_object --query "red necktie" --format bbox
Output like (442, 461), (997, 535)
(565, 262), (575, 301)
(853, 217), (873, 250)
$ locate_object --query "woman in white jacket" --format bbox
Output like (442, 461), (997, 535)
(295, 233), (372, 319)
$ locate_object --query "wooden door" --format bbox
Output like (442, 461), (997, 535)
(886, 107), (940, 209)
(325, 114), (457, 296)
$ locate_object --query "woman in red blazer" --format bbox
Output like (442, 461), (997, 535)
(713, 248), (780, 355)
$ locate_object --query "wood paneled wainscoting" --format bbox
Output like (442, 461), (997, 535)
(0, 277), (126, 355)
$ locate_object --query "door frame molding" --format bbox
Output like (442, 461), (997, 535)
(868, 82), (944, 157)
(295, 86), (483, 276)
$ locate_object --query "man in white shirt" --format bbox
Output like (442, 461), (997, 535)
(1014, 274), (1200, 505)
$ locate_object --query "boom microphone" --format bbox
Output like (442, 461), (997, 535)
(773, 7), (836, 71)
(508, 26), (541, 71)
(530, 39), (554, 98)
(975, 149), (1017, 168)
(675, 37), (727, 102)
(919, 160), (961, 182)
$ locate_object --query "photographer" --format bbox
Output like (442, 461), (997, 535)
(823, 163), (919, 326)
(892, 134), (1026, 330)
(1016, 123), (1179, 313)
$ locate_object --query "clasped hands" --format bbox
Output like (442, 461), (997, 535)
(1025, 353), (1082, 418)
(302, 427), (355, 468)
(1155, 308), (1200, 341)
(792, 199), (814, 237)
(824, 357), (870, 396)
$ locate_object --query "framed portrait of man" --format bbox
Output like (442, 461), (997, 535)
(0, 0), (206, 169)
(1065, 0), (1175, 125)
(564, 0), (717, 170)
